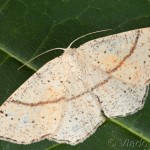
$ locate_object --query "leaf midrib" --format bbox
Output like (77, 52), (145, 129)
(0, 47), (37, 71)
(0, 0), (10, 13)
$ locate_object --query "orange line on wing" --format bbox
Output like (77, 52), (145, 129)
(107, 30), (140, 73)
(10, 97), (64, 107)
(9, 31), (140, 107)
(10, 77), (111, 107)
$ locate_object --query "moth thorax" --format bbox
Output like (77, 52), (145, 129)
(64, 48), (78, 66)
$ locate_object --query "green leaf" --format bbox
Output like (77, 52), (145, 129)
(0, 0), (150, 150)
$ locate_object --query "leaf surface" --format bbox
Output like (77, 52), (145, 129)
(0, 0), (150, 150)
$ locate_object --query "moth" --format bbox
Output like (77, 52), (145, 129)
(0, 27), (150, 145)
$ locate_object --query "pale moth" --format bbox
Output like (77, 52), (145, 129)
(0, 27), (150, 145)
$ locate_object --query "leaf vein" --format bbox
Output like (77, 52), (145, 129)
(0, 0), (10, 14)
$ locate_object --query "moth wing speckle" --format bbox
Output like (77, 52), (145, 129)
(50, 93), (105, 145)
(93, 77), (149, 117)
(0, 56), (67, 144)
(79, 28), (150, 85)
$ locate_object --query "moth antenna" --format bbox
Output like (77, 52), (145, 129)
(18, 47), (66, 70)
(67, 29), (111, 48)
(18, 29), (111, 70)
